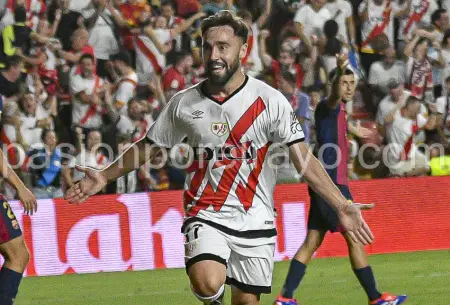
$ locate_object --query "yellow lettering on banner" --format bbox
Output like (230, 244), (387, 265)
(3, 201), (15, 220)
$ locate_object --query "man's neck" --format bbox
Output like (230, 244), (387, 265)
(205, 72), (246, 98)
(383, 61), (394, 69)
(83, 73), (94, 80)
(1, 70), (16, 82)
(62, 7), (70, 14)
(311, 2), (324, 12)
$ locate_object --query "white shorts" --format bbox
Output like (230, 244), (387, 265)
(183, 220), (275, 294)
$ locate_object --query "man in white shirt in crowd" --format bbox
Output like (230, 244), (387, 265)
(70, 53), (104, 132)
(83, 0), (121, 78)
(325, 0), (357, 49)
(358, 0), (412, 74)
(435, 75), (450, 140)
(109, 51), (138, 114)
(386, 96), (437, 176)
(63, 129), (109, 187)
(376, 80), (410, 137)
(294, 0), (331, 54)
(135, 11), (206, 85)
(369, 46), (406, 103)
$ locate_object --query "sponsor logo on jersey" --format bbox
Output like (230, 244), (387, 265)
(192, 110), (204, 119)
(211, 122), (229, 137)
(193, 145), (256, 161)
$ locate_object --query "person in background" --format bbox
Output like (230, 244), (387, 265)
(376, 79), (410, 138)
(404, 29), (444, 103)
(368, 45), (406, 103)
(386, 96), (437, 177)
(63, 129), (109, 189)
(109, 51), (138, 114)
(358, 0), (412, 74)
(426, 145), (450, 176)
(162, 51), (194, 100)
(114, 134), (138, 194)
(22, 129), (63, 198)
(435, 75), (450, 142)
(70, 53), (104, 132)
(48, 0), (83, 51)
(278, 70), (312, 143)
(325, 0), (357, 49)
(202, 0), (236, 15)
(236, 0), (271, 77)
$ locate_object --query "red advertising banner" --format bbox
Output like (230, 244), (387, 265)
(5, 177), (450, 277)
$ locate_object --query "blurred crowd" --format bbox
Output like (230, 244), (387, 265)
(0, 0), (450, 200)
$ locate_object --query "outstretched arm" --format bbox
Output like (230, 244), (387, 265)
(289, 142), (374, 244)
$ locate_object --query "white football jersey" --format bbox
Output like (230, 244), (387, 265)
(146, 76), (305, 237)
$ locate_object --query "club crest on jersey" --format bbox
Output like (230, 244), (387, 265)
(211, 122), (229, 137)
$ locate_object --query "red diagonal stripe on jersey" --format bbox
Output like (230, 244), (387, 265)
(185, 97), (266, 215)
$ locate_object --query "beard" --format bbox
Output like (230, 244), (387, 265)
(205, 57), (240, 86)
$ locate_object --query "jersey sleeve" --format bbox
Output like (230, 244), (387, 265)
(156, 29), (172, 44)
(115, 81), (135, 108)
(70, 76), (85, 94)
(293, 6), (307, 24)
(344, 1), (353, 18)
(145, 95), (186, 148)
(270, 93), (305, 146)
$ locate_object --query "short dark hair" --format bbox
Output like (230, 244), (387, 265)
(324, 19), (338, 38)
(431, 9), (447, 26)
(79, 53), (95, 64)
(405, 96), (421, 108)
(14, 6), (27, 23)
(111, 51), (132, 67)
(41, 129), (55, 143)
(3, 55), (23, 70)
(329, 67), (354, 82)
(201, 10), (248, 42)
(236, 9), (253, 21)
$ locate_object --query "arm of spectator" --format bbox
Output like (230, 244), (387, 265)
(148, 75), (167, 108)
(258, 29), (273, 68)
(171, 12), (206, 37)
(139, 27), (171, 54)
(49, 9), (62, 37)
(103, 83), (120, 123)
(404, 34), (420, 57)
(2, 26), (17, 56)
(384, 104), (402, 125)
(395, 0), (412, 18)
(256, 0), (272, 28)
(294, 22), (313, 55)
(358, 0), (369, 22)
(107, 2), (129, 29)
(305, 37), (319, 70)
(432, 41), (446, 68)
(30, 32), (52, 45)
(75, 91), (95, 105)
(346, 15), (358, 50)
(226, 0), (234, 9)
(42, 94), (57, 117)
(10, 116), (29, 152)
(17, 48), (46, 66)
(59, 49), (82, 64)
(74, 127), (84, 155)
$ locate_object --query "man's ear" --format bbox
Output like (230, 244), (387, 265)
(239, 41), (248, 61)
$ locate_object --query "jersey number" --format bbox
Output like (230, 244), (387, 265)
(184, 97), (270, 216)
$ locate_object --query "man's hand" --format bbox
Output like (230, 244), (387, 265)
(338, 203), (374, 244)
(353, 121), (374, 139)
(260, 29), (270, 39)
(17, 187), (37, 215)
(336, 52), (349, 71)
(64, 166), (108, 204)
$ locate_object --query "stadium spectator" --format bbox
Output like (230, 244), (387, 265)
(386, 96), (437, 176)
(70, 53), (104, 132)
(368, 45), (406, 102)
(431, 8), (450, 37)
(435, 75), (450, 141)
(3, 91), (54, 152)
(426, 145), (450, 176)
(0, 55), (24, 98)
(22, 129), (63, 198)
(109, 51), (138, 114)
(277, 70), (312, 143)
(133, 10), (205, 84)
(63, 129), (109, 188)
(162, 51), (195, 100)
(358, 0), (412, 74)
(114, 134), (138, 194)
(83, 0), (121, 79)
(293, 0), (331, 54)
(160, 0), (184, 55)
(404, 30), (443, 103)
(324, 0), (356, 48)
(236, 0), (271, 77)
(48, 0), (83, 51)
(259, 29), (316, 89)
(202, 0), (236, 15)
(0, 5), (54, 67)
(172, 0), (201, 18)
(376, 79), (410, 137)
(321, 20), (345, 74)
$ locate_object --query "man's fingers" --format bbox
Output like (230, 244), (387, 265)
(363, 221), (374, 241)
(347, 231), (358, 244)
(358, 225), (373, 244)
(74, 165), (87, 173)
(354, 229), (368, 245)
